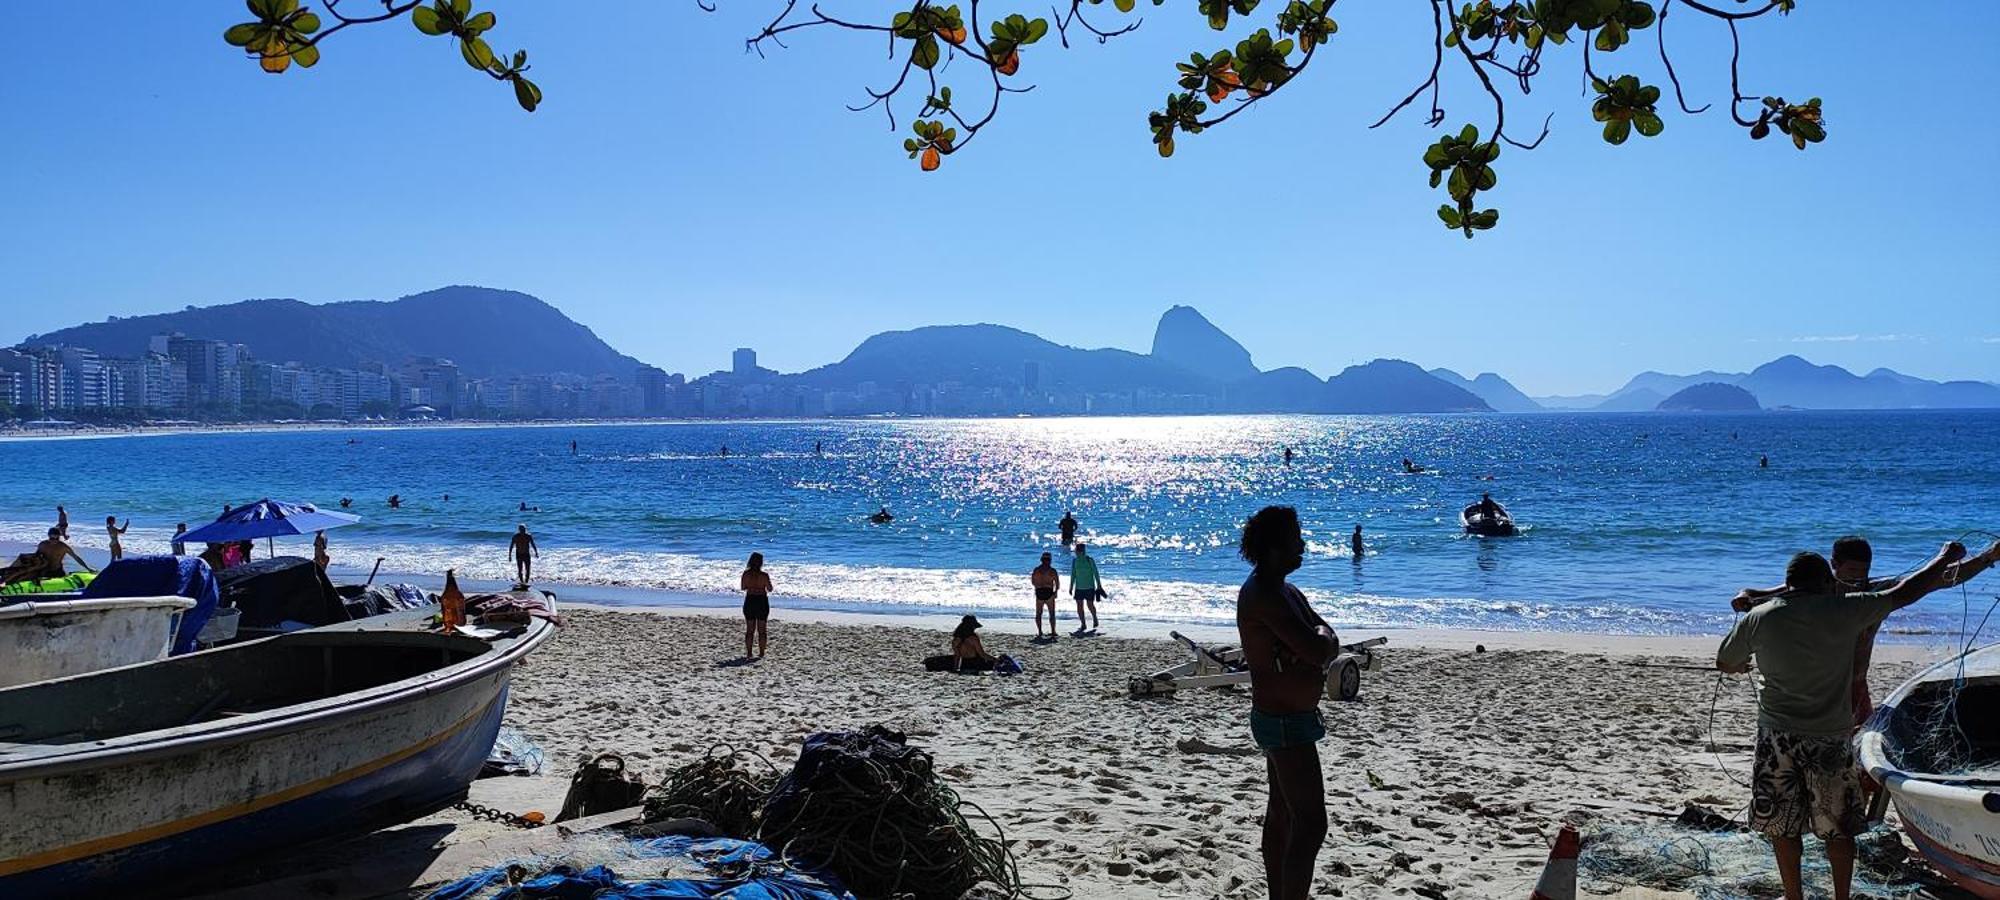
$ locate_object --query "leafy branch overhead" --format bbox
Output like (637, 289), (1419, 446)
(221, 0), (1825, 237)
(224, 0), (540, 110)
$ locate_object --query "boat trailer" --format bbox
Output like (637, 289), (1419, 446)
(1128, 631), (1387, 701)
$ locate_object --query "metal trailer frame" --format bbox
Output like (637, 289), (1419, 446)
(1128, 631), (1387, 701)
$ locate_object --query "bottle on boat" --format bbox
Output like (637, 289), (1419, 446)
(440, 568), (466, 634)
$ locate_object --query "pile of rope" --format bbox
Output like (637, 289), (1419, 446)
(643, 745), (780, 839)
(759, 727), (1024, 900)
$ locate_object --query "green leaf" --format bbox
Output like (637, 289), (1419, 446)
(1117, 0), (1136, 10)
(412, 6), (445, 34)
(465, 11), (495, 32)
(1458, 123), (1477, 144)
(449, 0), (470, 15)
(224, 23), (262, 46)
(1476, 166), (1496, 190)
(291, 11), (320, 33)
(913, 33), (940, 69)
(1633, 112), (1663, 137)
(290, 42), (319, 67)
(513, 76), (541, 112)
(1025, 18), (1049, 43)
(461, 36), (494, 70)
(1602, 118), (1631, 144)
(1437, 205), (1462, 227)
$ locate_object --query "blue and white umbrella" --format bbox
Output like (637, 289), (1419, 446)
(181, 498), (361, 545)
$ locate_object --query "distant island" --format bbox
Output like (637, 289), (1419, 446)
(3, 285), (1994, 424)
(1657, 382), (1760, 412)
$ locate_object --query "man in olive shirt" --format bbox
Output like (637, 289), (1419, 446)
(1717, 541), (1979, 900)
(1236, 506), (1340, 900)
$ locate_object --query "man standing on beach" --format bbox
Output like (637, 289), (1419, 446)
(1236, 505), (1340, 900)
(1030, 552), (1061, 639)
(1717, 542), (1986, 900)
(1731, 536), (2000, 727)
(510, 525), (539, 586)
(1069, 543), (1101, 633)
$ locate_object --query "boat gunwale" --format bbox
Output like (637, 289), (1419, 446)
(0, 595), (196, 621)
(0, 616), (553, 780)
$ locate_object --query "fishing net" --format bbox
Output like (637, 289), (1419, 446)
(643, 745), (781, 838)
(1887, 588), (2000, 777)
(1579, 822), (1927, 899)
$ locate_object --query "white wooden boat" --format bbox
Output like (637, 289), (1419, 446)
(0, 601), (556, 897)
(0, 595), (196, 689)
(1856, 643), (2000, 898)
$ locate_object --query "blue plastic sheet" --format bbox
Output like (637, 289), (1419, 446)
(80, 555), (219, 655)
(423, 837), (853, 900)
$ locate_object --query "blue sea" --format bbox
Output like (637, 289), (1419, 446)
(3, 412), (1997, 636)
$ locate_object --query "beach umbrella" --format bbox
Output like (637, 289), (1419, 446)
(180, 498), (361, 555)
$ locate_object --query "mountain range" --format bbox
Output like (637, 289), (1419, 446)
(15, 286), (1997, 413)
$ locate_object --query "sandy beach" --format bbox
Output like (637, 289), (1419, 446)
(465, 605), (1942, 899)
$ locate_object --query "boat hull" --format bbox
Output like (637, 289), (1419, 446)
(0, 596), (194, 689)
(1856, 644), (2000, 899)
(0, 623), (543, 898)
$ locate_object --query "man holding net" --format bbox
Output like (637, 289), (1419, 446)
(1717, 541), (1991, 900)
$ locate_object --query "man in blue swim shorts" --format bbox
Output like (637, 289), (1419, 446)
(1235, 505), (1340, 900)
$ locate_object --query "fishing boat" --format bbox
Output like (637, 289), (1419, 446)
(0, 601), (556, 898)
(1856, 643), (2000, 898)
(1460, 502), (1518, 538)
(0, 595), (196, 689)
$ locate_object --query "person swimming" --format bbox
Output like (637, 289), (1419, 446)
(869, 506), (895, 524)
(1058, 511), (1078, 545)
(1401, 458), (1426, 474)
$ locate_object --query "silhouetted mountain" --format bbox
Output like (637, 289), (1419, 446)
(1430, 369), (1542, 412)
(23, 286), (640, 378)
(1152, 306), (1257, 383)
(1324, 360), (1490, 413)
(793, 324), (1212, 394)
(1594, 388), (1666, 412)
(1734, 355), (2000, 409)
(1658, 382), (1760, 411)
(1226, 367), (1329, 413)
(1605, 369), (1743, 405)
(1532, 393), (1609, 410)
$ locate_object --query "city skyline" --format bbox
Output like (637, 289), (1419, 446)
(0, 6), (1995, 395)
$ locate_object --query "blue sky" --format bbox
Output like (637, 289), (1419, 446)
(1, 3), (1993, 395)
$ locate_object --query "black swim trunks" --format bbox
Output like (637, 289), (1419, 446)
(1035, 587), (1056, 603)
(743, 593), (770, 621)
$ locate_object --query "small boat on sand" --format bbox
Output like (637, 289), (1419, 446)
(0, 595), (196, 690)
(1461, 502), (1518, 538)
(1856, 643), (2000, 898)
(0, 600), (556, 898)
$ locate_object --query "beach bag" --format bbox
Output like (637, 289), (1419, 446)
(994, 655), (1023, 675)
(556, 753), (649, 822)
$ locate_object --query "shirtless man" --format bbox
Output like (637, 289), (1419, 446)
(509, 525), (539, 585)
(56, 505), (69, 539)
(1030, 552), (1062, 638)
(105, 516), (129, 561)
(36, 527), (92, 578)
(1235, 505), (1340, 900)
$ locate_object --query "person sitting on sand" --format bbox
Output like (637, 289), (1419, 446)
(1732, 535), (2000, 728)
(313, 530), (330, 571)
(1070, 543), (1102, 633)
(510, 525), (539, 585)
(741, 552), (773, 659)
(1236, 506), (1340, 900)
(1058, 511), (1078, 545)
(105, 516), (129, 562)
(951, 615), (997, 671)
(1031, 552), (1061, 638)
(1717, 542), (1990, 900)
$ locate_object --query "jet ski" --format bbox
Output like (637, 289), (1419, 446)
(1461, 502), (1517, 537)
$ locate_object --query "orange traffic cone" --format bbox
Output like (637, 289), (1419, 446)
(1530, 824), (1579, 900)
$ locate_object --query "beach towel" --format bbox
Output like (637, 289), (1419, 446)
(80, 556), (218, 654)
(0, 571), (95, 597)
(422, 836), (853, 900)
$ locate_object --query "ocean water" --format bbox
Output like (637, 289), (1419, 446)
(2, 412), (1997, 636)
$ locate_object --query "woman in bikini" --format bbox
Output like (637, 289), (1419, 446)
(740, 552), (773, 659)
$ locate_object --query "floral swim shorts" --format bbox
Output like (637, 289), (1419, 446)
(1749, 727), (1866, 839)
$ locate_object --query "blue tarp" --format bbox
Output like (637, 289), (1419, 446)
(80, 556), (220, 655)
(424, 837), (853, 900)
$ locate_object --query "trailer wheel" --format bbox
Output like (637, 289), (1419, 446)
(1333, 659), (1361, 702)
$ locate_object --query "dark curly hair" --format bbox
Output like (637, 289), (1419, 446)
(1786, 551), (1834, 593)
(1240, 505), (1301, 565)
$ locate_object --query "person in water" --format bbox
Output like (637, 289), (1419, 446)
(313, 530), (330, 571)
(1031, 552), (1062, 638)
(56, 504), (69, 539)
(339, 498), (353, 508)
(1760, 454), (1770, 468)
(740, 552), (773, 658)
(950, 615), (998, 671)
(510, 525), (539, 585)
(1070, 543), (1103, 632)
(1282, 446), (1293, 465)
(869, 506), (894, 524)
(1732, 535), (2000, 728)
(105, 516), (129, 562)
(1350, 525), (1364, 561)
(1718, 543), (1984, 900)
(571, 439), (578, 455)
(171, 523), (188, 556)
(1058, 511), (1078, 545)
(1476, 492), (1500, 518)
(1236, 506), (1340, 900)
(388, 494), (401, 509)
